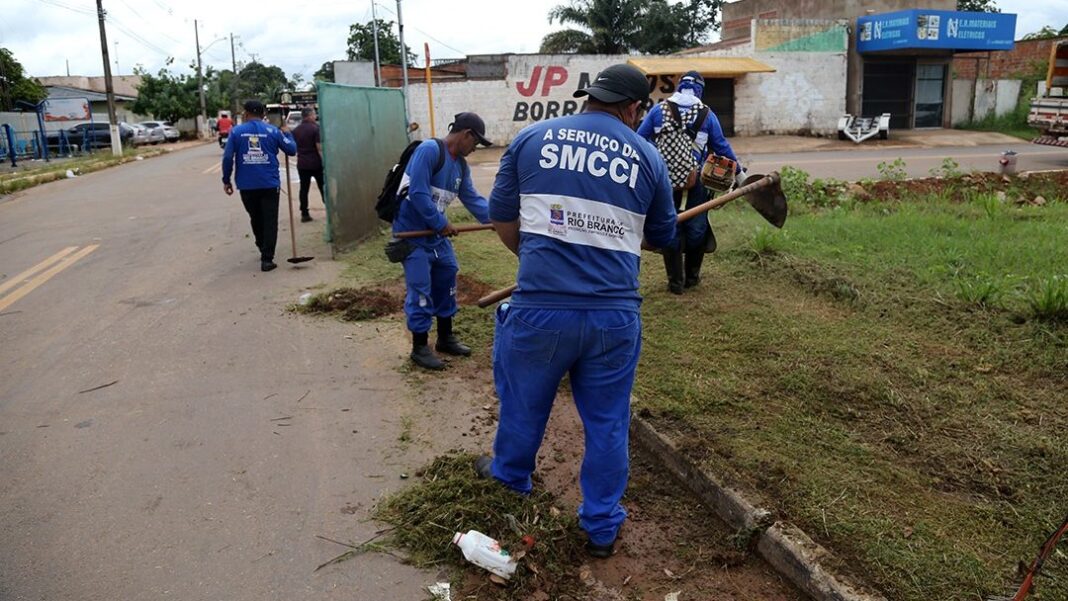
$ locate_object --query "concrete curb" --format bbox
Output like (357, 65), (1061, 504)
(630, 415), (888, 601)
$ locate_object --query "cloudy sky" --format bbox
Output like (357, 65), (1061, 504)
(2, 0), (1065, 83)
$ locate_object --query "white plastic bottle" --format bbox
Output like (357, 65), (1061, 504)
(452, 530), (517, 579)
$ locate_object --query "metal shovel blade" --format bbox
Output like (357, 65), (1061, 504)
(288, 256), (314, 264)
(741, 173), (788, 228)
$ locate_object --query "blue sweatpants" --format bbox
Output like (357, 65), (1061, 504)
(674, 182), (710, 252)
(489, 306), (641, 546)
(401, 242), (458, 333)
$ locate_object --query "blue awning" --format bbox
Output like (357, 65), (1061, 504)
(857, 10), (1016, 53)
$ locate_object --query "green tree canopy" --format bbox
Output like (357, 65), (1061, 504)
(314, 61), (335, 83)
(0, 48), (47, 111)
(957, 0), (999, 12)
(131, 62), (205, 123)
(1021, 25), (1062, 40)
(347, 19), (415, 65)
(235, 61), (292, 103)
(539, 0), (724, 55)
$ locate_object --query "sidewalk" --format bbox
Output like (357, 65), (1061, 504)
(465, 129), (1024, 165)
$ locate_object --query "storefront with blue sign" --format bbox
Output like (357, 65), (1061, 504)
(856, 9), (1016, 128)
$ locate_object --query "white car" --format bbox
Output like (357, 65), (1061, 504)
(140, 121), (180, 143)
(285, 111), (303, 130)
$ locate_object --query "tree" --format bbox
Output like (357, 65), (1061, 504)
(0, 48), (47, 111)
(956, 0), (999, 12)
(539, 0), (724, 55)
(1021, 26), (1061, 40)
(131, 62), (204, 123)
(314, 61), (335, 83)
(541, 0), (645, 54)
(347, 19), (415, 65)
(235, 61), (290, 103)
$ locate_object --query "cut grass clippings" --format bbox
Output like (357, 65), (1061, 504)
(372, 453), (587, 599)
(297, 286), (402, 321)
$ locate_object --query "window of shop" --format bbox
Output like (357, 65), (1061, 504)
(862, 61), (914, 130)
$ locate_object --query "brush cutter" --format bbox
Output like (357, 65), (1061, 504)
(283, 157), (314, 264)
(988, 514), (1068, 601)
(394, 223), (495, 239)
(476, 171), (788, 308)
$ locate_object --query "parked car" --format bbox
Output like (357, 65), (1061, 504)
(285, 111), (303, 130)
(47, 122), (134, 151)
(124, 122), (151, 146)
(139, 121), (180, 143)
(134, 122), (166, 145)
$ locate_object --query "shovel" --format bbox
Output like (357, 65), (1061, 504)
(476, 172), (788, 308)
(283, 156), (314, 264)
(395, 223), (495, 239)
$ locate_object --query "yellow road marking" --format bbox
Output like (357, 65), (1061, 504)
(0, 246), (79, 298)
(0, 245), (99, 313)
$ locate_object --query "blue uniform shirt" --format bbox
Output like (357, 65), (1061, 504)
(222, 119), (297, 190)
(490, 111), (677, 311)
(637, 101), (740, 171)
(392, 139), (491, 247)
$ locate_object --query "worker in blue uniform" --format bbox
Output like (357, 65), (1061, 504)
(222, 100), (298, 272)
(637, 71), (744, 293)
(392, 112), (492, 370)
(477, 64), (677, 558)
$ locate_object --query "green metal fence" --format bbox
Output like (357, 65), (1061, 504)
(318, 82), (409, 253)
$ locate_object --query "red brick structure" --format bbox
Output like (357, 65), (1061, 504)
(953, 36), (1067, 79)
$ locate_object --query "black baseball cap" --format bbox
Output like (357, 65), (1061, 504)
(573, 64), (650, 104)
(243, 100), (266, 116)
(450, 112), (492, 146)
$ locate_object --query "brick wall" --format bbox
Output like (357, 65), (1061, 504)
(953, 36), (1065, 79)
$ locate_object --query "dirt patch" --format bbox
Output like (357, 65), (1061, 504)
(862, 171), (1068, 204)
(300, 285), (404, 321)
(456, 274), (495, 305)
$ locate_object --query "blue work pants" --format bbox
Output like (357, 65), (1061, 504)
(401, 242), (458, 333)
(674, 182), (710, 252)
(490, 306), (641, 546)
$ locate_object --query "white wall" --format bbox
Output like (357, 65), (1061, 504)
(953, 79), (1023, 124)
(731, 52), (846, 135)
(334, 61), (376, 87)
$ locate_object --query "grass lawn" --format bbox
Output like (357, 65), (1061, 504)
(332, 178), (1067, 601)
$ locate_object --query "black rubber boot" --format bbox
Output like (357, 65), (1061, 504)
(435, 316), (471, 356)
(300, 212), (313, 223)
(585, 539), (616, 559)
(684, 251), (705, 289)
(411, 332), (445, 370)
(474, 455), (493, 479)
(662, 248), (684, 295)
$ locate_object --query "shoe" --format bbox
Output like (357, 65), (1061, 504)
(585, 539), (615, 559)
(301, 213), (313, 223)
(684, 251), (705, 289)
(410, 345), (445, 370)
(436, 335), (471, 357)
(474, 454), (493, 479)
(261, 260), (277, 272)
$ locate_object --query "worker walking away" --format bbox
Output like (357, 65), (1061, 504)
(478, 64), (677, 558)
(292, 107), (324, 222)
(222, 100), (297, 272)
(391, 113), (493, 370)
(637, 71), (743, 294)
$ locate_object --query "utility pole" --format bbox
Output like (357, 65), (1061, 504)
(230, 33), (239, 118)
(95, 0), (121, 156)
(114, 41), (119, 74)
(66, 59), (70, 77)
(194, 20), (208, 139)
(370, 1), (383, 86)
(396, 0), (410, 124)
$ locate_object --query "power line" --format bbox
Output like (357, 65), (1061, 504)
(371, 1), (467, 57)
(33, 0), (95, 17)
(116, 0), (184, 45)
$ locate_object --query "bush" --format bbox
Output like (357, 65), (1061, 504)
(1025, 276), (1068, 322)
(877, 158), (907, 181)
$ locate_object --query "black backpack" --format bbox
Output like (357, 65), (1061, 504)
(375, 138), (461, 223)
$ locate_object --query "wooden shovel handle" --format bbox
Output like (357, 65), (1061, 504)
(394, 223), (495, 239)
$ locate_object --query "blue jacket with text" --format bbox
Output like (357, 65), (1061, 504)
(222, 119), (297, 190)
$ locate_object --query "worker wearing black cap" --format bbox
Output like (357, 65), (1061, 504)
(391, 112), (493, 370)
(222, 99), (298, 272)
(475, 64), (677, 559)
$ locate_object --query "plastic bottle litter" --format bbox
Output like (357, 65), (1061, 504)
(298, 292), (313, 305)
(452, 530), (517, 579)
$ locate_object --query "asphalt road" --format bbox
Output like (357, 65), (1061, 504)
(744, 142), (1068, 181)
(0, 144), (436, 600)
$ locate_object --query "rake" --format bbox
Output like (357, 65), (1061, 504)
(988, 514), (1068, 601)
